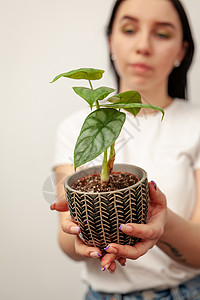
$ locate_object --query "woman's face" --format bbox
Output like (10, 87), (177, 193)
(109, 0), (186, 92)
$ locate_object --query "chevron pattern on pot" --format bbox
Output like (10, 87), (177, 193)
(66, 178), (149, 252)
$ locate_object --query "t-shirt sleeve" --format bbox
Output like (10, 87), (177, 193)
(192, 106), (200, 170)
(51, 110), (86, 170)
(193, 135), (200, 170)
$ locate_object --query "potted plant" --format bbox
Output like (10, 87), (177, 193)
(51, 68), (164, 252)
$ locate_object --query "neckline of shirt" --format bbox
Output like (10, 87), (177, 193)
(135, 98), (181, 119)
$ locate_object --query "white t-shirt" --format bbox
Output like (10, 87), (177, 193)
(53, 99), (200, 293)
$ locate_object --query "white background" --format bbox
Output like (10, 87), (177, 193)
(0, 1), (199, 299)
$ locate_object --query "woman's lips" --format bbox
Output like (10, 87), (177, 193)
(130, 63), (153, 74)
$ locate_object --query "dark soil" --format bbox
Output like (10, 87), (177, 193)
(71, 172), (140, 193)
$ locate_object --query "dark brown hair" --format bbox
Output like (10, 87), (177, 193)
(106, 0), (195, 100)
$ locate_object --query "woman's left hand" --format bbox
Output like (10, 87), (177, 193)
(101, 181), (167, 270)
(75, 236), (126, 273)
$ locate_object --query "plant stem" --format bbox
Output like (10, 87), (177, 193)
(101, 149), (109, 183)
(107, 142), (115, 175)
(89, 79), (100, 109)
(109, 143), (115, 161)
(95, 100), (100, 110)
(89, 78), (104, 180)
(88, 79), (93, 90)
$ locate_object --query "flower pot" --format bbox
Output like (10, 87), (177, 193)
(64, 164), (149, 252)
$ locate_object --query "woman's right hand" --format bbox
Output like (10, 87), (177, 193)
(61, 211), (103, 258)
(52, 165), (126, 271)
(60, 211), (126, 272)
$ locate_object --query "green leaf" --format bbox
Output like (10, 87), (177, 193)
(108, 91), (142, 116)
(74, 108), (126, 170)
(101, 103), (165, 120)
(51, 68), (105, 83)
(95, 87), (116, 100)
(73, 86), (115, 109)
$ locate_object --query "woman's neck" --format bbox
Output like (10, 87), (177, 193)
(119, 82), (173, 113)
(141, 89), (173, 110)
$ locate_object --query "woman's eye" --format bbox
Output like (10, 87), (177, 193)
(121, 27), (136, 35)
(156, 32), (172, 39)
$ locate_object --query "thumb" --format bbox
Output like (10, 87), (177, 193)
(50, 200), (69, 212)
(148, 181), (166, 205)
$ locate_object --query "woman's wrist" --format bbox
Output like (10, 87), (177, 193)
(159, 208), (173, 241)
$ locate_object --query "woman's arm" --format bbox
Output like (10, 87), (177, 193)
(58, 211), (82, 261)
(103, 170), (200, 269)
(53, 164), (81, 261)
(53, 165), (103, 262)
(157, 168), (200, 268)
(157, 209), (200, 267)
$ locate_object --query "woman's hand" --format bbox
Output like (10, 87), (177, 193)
(59, 211), (126, 272)
(50, 199), (69, 212)
(75, 237), (126, 273)
(101, 181), (167, 267)
(59, 211), (102, 257)
(53, 180), (167, 272)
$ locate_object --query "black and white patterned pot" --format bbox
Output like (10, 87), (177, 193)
(64, 164), (149, 252)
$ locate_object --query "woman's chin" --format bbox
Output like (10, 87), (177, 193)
(125, 80), (152, 93)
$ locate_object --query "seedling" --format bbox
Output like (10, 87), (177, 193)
(51, 68), (164, 184)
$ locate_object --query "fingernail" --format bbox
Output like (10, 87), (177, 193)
(104, 245), (118, 254)
(119, 262), (126, 267)
(101, 263), (111, 271)
(90, 252), (102, 258)
(104, 245), (110, 251)
(108, 269), (115, 274)
(70, 226), (81, 234)
(119, 224), (133, 233)
(151, 180), (157, 190)
(50, 203), (55, 210)
(119, 224), (124, 230)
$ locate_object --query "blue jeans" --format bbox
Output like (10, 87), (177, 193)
(84, 275), (200, 300)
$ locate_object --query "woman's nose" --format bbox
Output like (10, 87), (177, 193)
(135, 32), (152, 56)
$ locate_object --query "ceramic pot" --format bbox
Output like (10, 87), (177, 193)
(64, 164), (149, 252)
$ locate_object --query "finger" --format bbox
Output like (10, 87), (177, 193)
(61, 216), (81, 235)
(101, 253), (126, 273)
(128, 239), (155, 259)
(118, 222), (159, 240)
(117, 257), (126, 267)
(148, 181), (166, 207)
(107, 261), (116, 274)
(104, 240), (154, 260)
(101, 261), (117, 274)
(101, 253), (118, 269)
(50, 200), (68, 212)
(120, 222), (164, 240)
(75, 236), (102, 258)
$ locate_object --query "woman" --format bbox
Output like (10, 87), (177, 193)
(51, 0), (200, 298)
